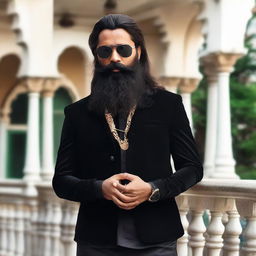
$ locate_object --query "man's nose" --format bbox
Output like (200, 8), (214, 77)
(110, 48), (121, 62)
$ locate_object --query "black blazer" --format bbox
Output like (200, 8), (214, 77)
(52, 89), (203, 245)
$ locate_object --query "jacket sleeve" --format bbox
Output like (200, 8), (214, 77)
(152, 95), (203, 200)
(52, 106), (104, 202)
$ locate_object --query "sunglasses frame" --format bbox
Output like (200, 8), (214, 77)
(96, 44), (136, 59)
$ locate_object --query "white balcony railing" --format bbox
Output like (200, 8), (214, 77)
(0, 178), (256, 256)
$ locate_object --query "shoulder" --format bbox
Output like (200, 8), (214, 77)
(153, 88), (182, 106)
(64, 95), (91, 115)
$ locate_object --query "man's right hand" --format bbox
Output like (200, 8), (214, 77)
(102, 173), (138, 210)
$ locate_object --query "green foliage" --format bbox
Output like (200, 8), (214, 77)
(191, 78), (207, 159)
(230, 77), (256, 171)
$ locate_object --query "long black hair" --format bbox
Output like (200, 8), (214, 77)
(88, 14), (161, 94)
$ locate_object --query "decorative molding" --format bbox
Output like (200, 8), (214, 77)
(201, 52), (244, 73)
(1, 81), (27, 124)
(179, 78), (200, 94)
(200, 56), (218, 83)
(158, 76), (180, 90)
(41, 79), (59, 98)
(21, 78), (45, 93)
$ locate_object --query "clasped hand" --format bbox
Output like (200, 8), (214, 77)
(102, 173), (152, 210)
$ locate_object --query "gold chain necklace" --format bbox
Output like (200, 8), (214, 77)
(105, 107), (136, 150)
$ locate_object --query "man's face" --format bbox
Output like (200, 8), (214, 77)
(96, 28), (141, 72)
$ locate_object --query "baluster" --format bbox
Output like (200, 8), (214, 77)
(50, 201), (62, 256)
(23, 204), (31, 256)
(223, 199), (242, 256)
(205, 211), (225, 256)
(62, 202), (78, 256)
(61, 203), (69, 256)
(7, 204), (16, 256)
(30, 202), (39, 256)
(0, 203), (7, 256)
(15, 203), (25, 256)
(188, 209), (206, 256)
(241, 215), (256, 256)
(177, 198), (189, 256)
(37, 203), (45, 256)
(42, 202), (53, 256)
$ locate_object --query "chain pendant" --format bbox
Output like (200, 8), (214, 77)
(105, 107), (136, 151)
(120, 141), (129, 150)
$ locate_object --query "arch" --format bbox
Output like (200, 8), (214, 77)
(54, 75), (80, 102)
(183, 17), (204, 78)
(57, 46), (90, 97)
(0, 54), (21, 109)
(53, 29), (93, 70)
(1, 83), (27, 123)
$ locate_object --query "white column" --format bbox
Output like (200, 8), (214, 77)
(203, 53), (241, 179)
(204, 80), (218, 177)
(0, 115), (8, 179)
(180, 92), (193, 130)
(41, 91), (54, 181)
(214, 71), (238, 179)
(23, 91), (41, 194)
(179, 78), (200, 134)
(203, 66), (218, 177)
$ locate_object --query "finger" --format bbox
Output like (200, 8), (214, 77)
(113, 173), (131, 180)
(114, 189), (138, 203)
(122, 173), (138, 181)
(112, 196), (138, 210)
(122, 192), (137, 197)
(114, 182), (127, 192)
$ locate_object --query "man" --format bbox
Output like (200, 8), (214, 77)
(52, 14), (203, 256)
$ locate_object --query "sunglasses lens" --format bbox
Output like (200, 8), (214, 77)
(96, 46), (112, 58)
(96, 45), (134, 58)
(117, 45), (133, 57)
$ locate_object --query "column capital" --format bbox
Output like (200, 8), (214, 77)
(200, 53), (243, 73)
(21, 78), (45, 93)
(252, 6), (256, 14)
(179, 78), (200, 94)
(200, 59), (218, 84)
(0, 110), (10, 124)
(158, 76), (181, 90)
(41, 78), (58, 97)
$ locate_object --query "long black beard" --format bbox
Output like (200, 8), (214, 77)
(88, 60), (147, 117)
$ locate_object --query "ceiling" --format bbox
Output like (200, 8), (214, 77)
(54, 0), (169, 18)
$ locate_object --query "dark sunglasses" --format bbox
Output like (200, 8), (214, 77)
(96, 44), (136, 58)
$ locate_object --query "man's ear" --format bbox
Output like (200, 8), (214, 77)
(137, 46), (141, 60)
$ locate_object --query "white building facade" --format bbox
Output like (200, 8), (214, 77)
(0, 0), (256, 255)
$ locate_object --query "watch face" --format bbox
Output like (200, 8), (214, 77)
(149, 188), (160, 202)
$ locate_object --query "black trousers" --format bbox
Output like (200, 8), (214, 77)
(76, 241), (178, 256)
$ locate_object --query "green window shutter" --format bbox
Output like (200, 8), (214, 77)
(53, 88), (73, 161)
(6, 93), (28, 179)
(6, 130), (26, 178)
